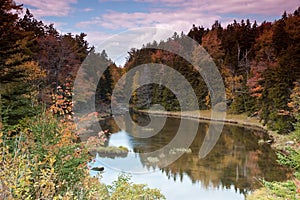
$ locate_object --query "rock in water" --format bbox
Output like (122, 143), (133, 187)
(91, 166), (104, 171)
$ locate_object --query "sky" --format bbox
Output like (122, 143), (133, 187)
(15, 0), (300, 65)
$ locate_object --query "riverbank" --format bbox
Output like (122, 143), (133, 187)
(138, 109), (300, 199)
(138, 109), (297, 149)
(139, 109), (263, 128)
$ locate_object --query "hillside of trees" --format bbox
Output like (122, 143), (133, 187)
(0, 0), (299, 136)
(122, 8), (300, 133)
(0, 0), (121, 129)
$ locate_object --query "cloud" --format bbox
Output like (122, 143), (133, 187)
(77, 8), (220, 33)
(135, 0), (299, 15)
(83, 8), (94, 12)
(194, 0), (299, 15)
(84, 28), (176, 66)
(134, 0), (185, 4)
(85, 31), (113, 46)
(99, 0), (127, 2)
(78, 0), (299, 33)
(16, 0), (77, 17)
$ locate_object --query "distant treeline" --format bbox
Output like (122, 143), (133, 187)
(120, 8), (300, 133)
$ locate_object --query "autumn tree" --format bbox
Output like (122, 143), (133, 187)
(202, 28), (224, 67)
(36, 31), (88, 106)
(247, 10), (300, 132)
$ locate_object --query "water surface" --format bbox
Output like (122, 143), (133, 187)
(89, 114), (289, 200)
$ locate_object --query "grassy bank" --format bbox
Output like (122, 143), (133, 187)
(140, 109), (264, 130)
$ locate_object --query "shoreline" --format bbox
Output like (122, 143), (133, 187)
(136, 109), (293, 150)
(138, 109), (267, 130)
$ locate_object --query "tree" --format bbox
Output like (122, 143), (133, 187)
(246, 12), (300, 132)
(36, 32), (87, 106)
(272, 19), (289, 56)
(0, 0), (21, 128)
(260, 65), (293, 133)
(288, 81), (300, 116)
(202, 29), (225, 67)
(18, 9), (45, 37)
(0, 1), (46, 125)
(37, 34), (80, 89)
(247, 28), (276, 99)
(187, 24), (206, 44)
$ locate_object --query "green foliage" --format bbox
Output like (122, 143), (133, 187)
(107, 174), (166, 200)
(276, 147), (300, 171)
(262, 179), (298, 200)
(253, 145), (300, 200)
(251, 120), (300, 200)
(229, 90), (255, 114)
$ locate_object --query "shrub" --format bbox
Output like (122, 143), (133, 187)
(107, 174), (166, 200)
(0, 113), (104, 199)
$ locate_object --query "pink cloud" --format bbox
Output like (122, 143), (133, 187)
(135, 0), (299, 15)
(16, 0), (77, 17)
(99, 0), (127, 2)
(83, 8), (94, 12)
(77, 9), (220, 32)
(77, 0), (299, 33)
(195, 0), (299, 15)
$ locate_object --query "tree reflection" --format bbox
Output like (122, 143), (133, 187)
(99, 114), (290, 194)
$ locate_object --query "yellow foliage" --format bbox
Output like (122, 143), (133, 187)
(0, 114), (108, 199)
(289, 81), (300, 115)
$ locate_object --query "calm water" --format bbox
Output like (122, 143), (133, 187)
(89, 114), (289, 200)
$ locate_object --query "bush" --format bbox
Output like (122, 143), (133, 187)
(277, 147), (300, 170)
(107, 174), (166, 200)
(261, 180), (298, 200)
(0, 113), (105, 199)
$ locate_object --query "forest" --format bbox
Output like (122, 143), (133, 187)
(1, 0), (300, 199)
(1, 1), (299, 133)
(121, 9), (300, 134)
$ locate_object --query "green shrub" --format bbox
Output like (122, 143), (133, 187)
(262, 179), (298, 200)
(107, 174), (166, 200)
(276, 147), (300, 171)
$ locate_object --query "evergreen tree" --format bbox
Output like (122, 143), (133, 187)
(0, 0), (45, 125)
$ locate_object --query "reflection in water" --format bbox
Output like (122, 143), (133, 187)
(93, 114), (289, 200)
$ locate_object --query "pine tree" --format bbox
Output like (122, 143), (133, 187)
(0, 0), (45, 125)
